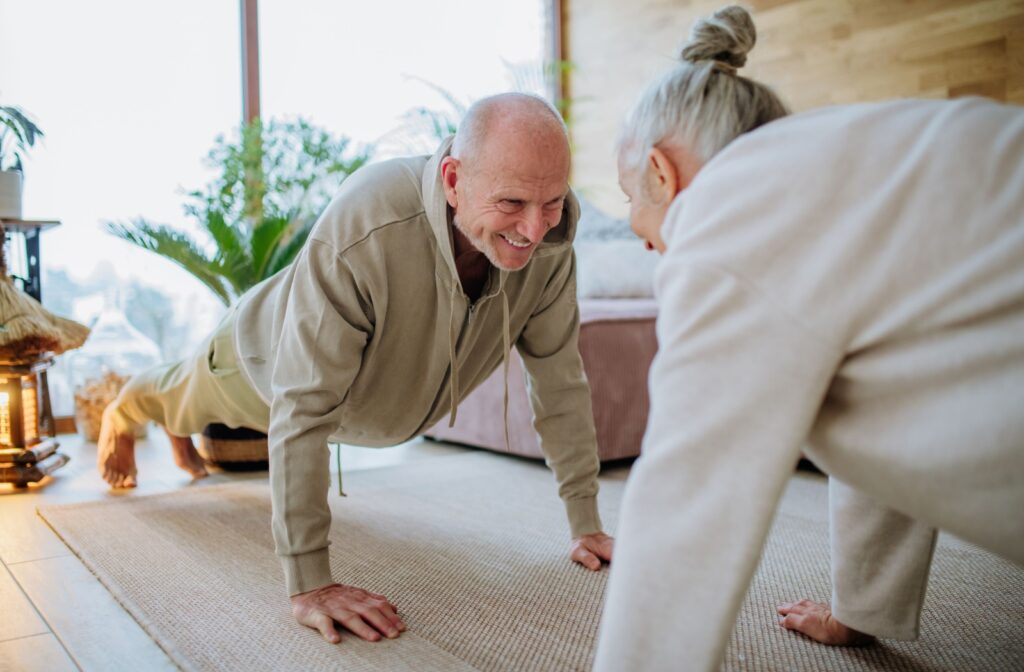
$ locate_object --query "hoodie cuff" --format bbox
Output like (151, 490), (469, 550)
(565, 496), (602, 538)
(281, 548), (334, 596)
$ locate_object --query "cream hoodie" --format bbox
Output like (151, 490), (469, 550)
(594, 98), (1024, 671)
(234, 138), (602, 595)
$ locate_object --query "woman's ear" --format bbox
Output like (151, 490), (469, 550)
(646, 146), (703, 204)
(645, 147), (680, 205)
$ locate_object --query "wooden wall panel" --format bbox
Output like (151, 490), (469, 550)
(566, 0), (1024, 216)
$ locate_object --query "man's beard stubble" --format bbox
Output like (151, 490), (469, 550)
(452, 215), (521, 272)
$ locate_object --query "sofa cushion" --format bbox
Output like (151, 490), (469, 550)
(576, 240), (658, 299)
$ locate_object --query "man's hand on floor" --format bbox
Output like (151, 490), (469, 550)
(291, 583), (406, 644)
(570, 532), (615, 570)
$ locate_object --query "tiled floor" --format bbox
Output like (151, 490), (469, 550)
(0, 431), (471, 672)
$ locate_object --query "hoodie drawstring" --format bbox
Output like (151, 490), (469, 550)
(447, 281), (460, 427)
(501, 288), (510, 451)
(335, 444), (346, 497)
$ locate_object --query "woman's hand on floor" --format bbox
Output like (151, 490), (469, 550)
(571, 532), (615, 570)
(777, 599), (875, 646)
(291, 583), (406, 644)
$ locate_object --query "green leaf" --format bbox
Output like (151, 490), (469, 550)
(105, 115), (371, 304)
(249, 214), (292, 280)
(105, 218), (234, 306)
(203, 207), (254, 295)
(0, 106), (44, 172)
(265, 214), (316, 277)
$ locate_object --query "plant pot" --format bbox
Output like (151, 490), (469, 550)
(199, 423), (268, 471)
(0, 170), (22, 219)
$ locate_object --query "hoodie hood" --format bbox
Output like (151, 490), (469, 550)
(420, 135), (581, 437)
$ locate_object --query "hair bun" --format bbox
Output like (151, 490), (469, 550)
(680, 5), (756, 70)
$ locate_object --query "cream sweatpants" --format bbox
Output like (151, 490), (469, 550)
(829, 479), (939, 640)
(106, 309), (269, 437)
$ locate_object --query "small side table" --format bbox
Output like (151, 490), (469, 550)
(0, 218), (61, 302)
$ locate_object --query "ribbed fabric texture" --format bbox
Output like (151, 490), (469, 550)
(40, 454), (1023, 671)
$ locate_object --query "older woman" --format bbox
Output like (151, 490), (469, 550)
(594, 5), (1024, 671)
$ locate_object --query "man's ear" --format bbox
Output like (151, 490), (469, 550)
(645, 147), (681, 205)
(440, 156), (459, 208)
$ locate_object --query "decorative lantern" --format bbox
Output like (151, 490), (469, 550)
(0, 353), (66, 486)
(0, 219), (88, 487)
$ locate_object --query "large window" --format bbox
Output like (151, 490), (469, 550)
(1, 0), (241, 413)
(259, 1), (550, 155)
(1, 0), (550, 416)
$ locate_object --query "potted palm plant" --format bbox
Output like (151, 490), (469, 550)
(107, 117), (371, 466)
(109, 117), (369, 305)
(0, 105), (44, 219)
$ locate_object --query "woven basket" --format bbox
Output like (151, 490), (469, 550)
(198, 424), (268, 468)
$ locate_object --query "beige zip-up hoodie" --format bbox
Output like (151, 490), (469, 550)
(233, 138), (602, 595)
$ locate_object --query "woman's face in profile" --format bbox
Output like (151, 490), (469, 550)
(617, 157), (668, 254)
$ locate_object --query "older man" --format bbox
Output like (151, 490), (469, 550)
(98, 93), (614, 642)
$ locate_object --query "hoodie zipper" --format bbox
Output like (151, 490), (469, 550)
(459, 299), (478, 348)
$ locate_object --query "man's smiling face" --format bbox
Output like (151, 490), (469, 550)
(441, 99), (571, 271)
(449, 158), (569, 271)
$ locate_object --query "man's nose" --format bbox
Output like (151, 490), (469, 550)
(519, 207), (548, 243)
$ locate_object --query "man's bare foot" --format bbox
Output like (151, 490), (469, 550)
(97, 404), (138, 488)
(165, 431), (208, 480)
(777, 599), (875, 646)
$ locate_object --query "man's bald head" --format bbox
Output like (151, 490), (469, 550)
(440, 93), (572, 271)
(451, 93), (570, 169)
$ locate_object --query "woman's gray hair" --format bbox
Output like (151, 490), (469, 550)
(619, 5), (789, 172)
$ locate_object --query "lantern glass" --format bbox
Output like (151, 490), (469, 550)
(0, 355), (65, 487)
(22, 376), (39, 444)
(0, 364), (50, 450)
(0, 390), (10, 447)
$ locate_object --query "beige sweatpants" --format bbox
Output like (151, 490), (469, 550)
(106, 309), (269, 437)
(829, 479), (939, 640)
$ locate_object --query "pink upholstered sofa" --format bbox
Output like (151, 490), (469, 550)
(426, 298), (658, 462)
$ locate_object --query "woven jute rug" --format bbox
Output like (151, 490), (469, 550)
(39, 452), (1023, 671)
